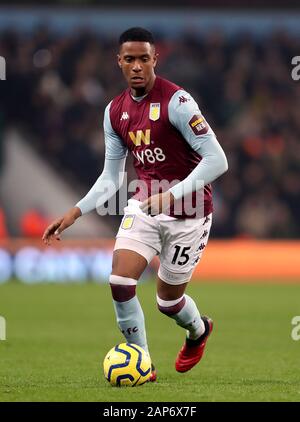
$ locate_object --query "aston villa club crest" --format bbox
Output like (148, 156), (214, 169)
(149, 103), (160, 121)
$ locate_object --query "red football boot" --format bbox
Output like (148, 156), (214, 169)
(149, 363), (157, 382)
(175, 316), (213, 373)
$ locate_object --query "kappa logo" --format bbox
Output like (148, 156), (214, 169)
(179, 95), (190, 104)
(200, 229), (208, 239)
(128, 129), (151, 146)
(202, 216), (211, 225)
(121, 112), (129, 121)
(192, 256), (201, 265)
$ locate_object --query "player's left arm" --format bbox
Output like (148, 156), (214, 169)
(167, 90), (228, 201)
(140, 90), (228, 215)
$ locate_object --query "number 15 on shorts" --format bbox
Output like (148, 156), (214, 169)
(171, 245), (191, 266)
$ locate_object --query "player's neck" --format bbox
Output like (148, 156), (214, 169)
(130, 75), (156, 98)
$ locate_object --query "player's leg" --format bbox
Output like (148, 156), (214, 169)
(156, 275), (213, 373)
(156, 276), (207, 343)
(111, 199), (161, 381)
(156, 214), (213, 372)
(110, 248), (149, 355)
(111, 202), (160, 353)
(110, 245), (158, 382)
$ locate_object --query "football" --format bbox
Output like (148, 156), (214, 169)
(103, 343), (152, 387)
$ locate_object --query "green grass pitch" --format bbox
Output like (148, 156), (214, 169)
(0, 280), (300, 402)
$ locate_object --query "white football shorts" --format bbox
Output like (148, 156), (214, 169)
(114, 199), (212, 285)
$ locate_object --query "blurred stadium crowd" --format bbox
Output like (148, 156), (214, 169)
(0, 27), (299, 238)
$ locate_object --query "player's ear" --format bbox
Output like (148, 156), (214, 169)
(117, 54), (122, 68)
(153, 52), (158, 68)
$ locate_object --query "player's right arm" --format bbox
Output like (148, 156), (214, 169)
(42, 102), (127, 245)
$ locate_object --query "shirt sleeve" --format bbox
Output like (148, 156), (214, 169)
(104, 101), (128, 160)
(75, 157), (126, 215)
(75, 102), (127, 214)
(168, 90), (228, 200)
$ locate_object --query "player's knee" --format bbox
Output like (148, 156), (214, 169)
(109, 275), (137, 302)
(156, 294), (186, 316)
(111, 252), (145, 280)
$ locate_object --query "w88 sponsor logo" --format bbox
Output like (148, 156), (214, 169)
(132, 147), (166, 164)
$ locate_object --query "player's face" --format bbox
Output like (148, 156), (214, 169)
(118, 41), (157, 95)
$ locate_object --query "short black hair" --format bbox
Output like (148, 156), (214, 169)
(119, 27), (154, 46)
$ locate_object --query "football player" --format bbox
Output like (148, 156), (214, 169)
(43, 27), (228, 381)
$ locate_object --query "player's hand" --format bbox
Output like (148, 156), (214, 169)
(42, 207), (82, 245)
(140, 191), (175, 216)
